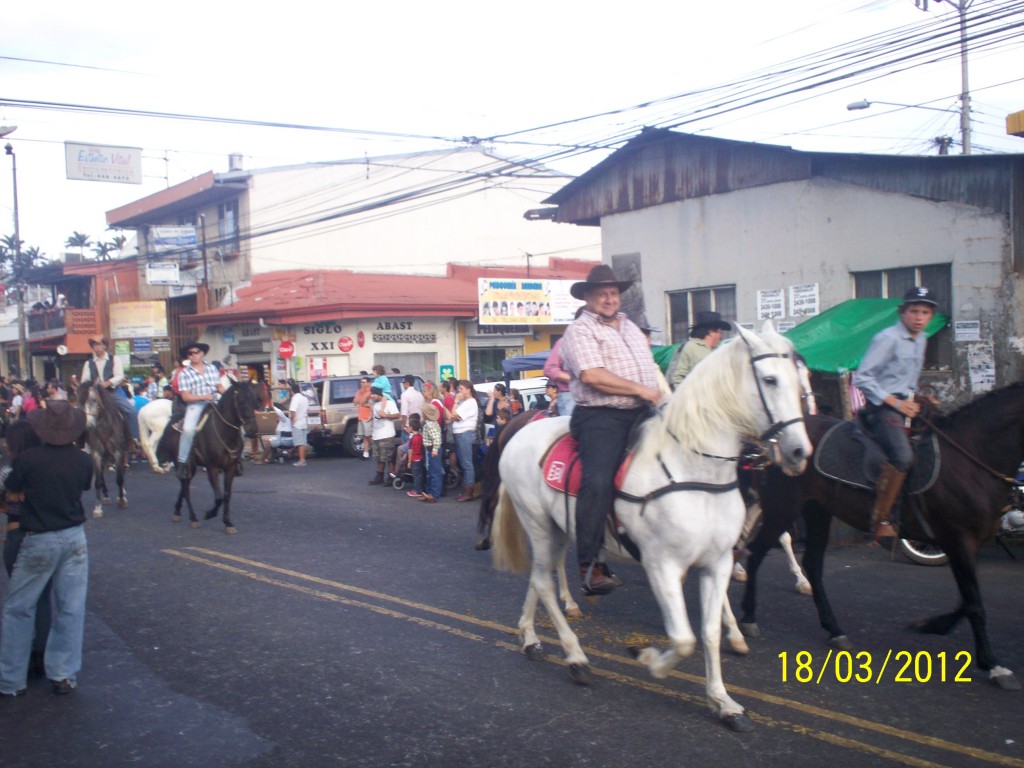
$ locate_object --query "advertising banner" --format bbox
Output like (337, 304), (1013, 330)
(478, 279), (582, 325)
(110, 301), (169, 339)
(65, 141), (142, 184)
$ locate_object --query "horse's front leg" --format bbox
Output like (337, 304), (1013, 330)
(92, 459), (105, 518)
(203, 468), (224, 524)
(700, 558), (752, 731)
(801, 508), (852, 651)
(631, 559), (696, 678)
(174, 475), (200, 528)
(779, 531), (812, 595)
(555, 553), (582, 619)
(219, 471), (238, 535)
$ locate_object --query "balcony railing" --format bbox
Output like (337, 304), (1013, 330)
(27, 308), (100, 342)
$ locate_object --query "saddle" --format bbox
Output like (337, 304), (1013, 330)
(540, 435), (633, 497)
(168, 409), (212, 435)
(813, 419), (940, 494)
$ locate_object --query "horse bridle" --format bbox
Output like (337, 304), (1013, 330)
(738, 333), (806, 446)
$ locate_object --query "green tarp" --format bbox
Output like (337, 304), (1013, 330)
(652, 299), (947, 376)
(781, 298), (947, 374)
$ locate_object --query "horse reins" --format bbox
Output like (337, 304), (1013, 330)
(916, 412), (1015, 485)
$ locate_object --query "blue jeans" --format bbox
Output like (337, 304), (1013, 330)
(0, 525), (88, 693)
(454, 430), (476, 486)
(557, 390), (576, 419)
(112, 392), (140, 440)
(426, 450), (444, 498)
(3, 527), (52, 656)
(412, 459), (426, 494)
(177, 402), (209, 463)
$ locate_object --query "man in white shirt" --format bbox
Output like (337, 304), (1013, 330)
(258, 406), (293, 462)
(368, 386), (400, 485)
(399, 375), (424, 443)
(287, 381), (310, 467)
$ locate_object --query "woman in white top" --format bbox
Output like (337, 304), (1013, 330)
(450, 379), (479, 502)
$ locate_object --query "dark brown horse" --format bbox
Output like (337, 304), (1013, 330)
(77, 380), (130, 519)
(739, 382), (1024, 690)
(157, 380), (262, 533)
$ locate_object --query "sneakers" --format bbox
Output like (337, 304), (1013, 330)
(293, 461), (307, 467)
(0, 688), (26, 698)
(362, 451), (370, 459)
(51, 679), (75, 695)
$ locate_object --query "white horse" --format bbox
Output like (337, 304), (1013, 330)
(491, 322), (811, 732)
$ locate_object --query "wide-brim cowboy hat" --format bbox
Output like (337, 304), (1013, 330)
(179, 341), (211, 359)
(28, 399), (86, 446)
(88, 337), (110, 347)
(421, 402), (440, 422)
(569, 264), (634, 301)
(900, 286), (938, 308)
(689, 310), (731, 333)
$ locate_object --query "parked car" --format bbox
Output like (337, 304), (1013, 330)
(304, 374), (424, 457)
(473, 377), (550, 411)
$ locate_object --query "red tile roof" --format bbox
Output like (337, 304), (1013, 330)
(187, 258), (597, 326)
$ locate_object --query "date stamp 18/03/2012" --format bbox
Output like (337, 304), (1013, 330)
(779, 649), (972, 685)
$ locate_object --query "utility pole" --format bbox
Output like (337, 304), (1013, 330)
(199, 213), (210, 310)
(3, 138), (27, 377)
(916, 0), (973, 154)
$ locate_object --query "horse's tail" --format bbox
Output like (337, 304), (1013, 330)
(490, 482), (531, 573)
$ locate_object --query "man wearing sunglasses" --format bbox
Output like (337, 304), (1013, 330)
(175, 342), (225, 480)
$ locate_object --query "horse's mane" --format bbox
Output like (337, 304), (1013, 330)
(932, 380), (1024, 431)
(637, 328), (796, 464)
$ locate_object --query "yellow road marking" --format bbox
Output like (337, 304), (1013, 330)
(167, 547), (1022, 768)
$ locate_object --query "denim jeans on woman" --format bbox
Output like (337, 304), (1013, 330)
(0, 525), (88, 693)
(454, 430), (476, 486)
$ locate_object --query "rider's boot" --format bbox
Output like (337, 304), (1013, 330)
(871, 462), (906, 539)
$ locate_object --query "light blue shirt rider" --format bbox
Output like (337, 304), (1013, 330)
(856, 323), (927, 406)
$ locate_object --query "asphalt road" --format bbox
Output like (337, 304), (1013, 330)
(1, 454), (1022, 768)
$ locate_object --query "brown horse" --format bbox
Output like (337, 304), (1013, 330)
(739, 382), (1024, 690)
(157, 380), (262, 533)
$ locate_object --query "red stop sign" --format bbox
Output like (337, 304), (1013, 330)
(338, 336), (354, 353)
(277, 341), (295, 359)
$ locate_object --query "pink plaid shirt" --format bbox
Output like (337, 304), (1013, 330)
(560, 310), (658, 409)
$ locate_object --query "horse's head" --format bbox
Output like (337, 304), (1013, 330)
(224, 381), (261, 438)
(732, 321), (813, 476)
(77, 380), (100, 426)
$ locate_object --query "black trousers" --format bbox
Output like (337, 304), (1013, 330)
(860, 402), (913, 472)
(570, 405), (646, 566)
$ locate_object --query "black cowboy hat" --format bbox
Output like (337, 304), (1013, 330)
(689, 310), (731, 334)
(28, 399), (86, 446)
(900, 286), (938, 308)
(179, 341), (210, 359)
(569, 264), (634, 301)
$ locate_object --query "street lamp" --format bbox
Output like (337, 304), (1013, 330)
(846, 100), (966, 155)
(1, 126), (28, 379)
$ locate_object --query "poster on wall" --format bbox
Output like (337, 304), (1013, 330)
(478, 279), (582, 325)
(308, 357), (329, 380)
(967, 342), (996, 393)
(757, 289), (785, 320)
(789, 283), (820, 317)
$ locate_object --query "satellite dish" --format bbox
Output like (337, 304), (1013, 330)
(56, 344), (68, 356)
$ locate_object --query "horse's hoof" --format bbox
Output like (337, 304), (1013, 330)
(92, 509), (103, 519)
(567, 663), (591, 686)
(117, 499), (128, 509)
(102, 497), (111, 505)
(739, 622), (760, 638)
(627, 645), (642, 659)
(722, 713), (754, 732)
(828, 635), (854, 652)
(190, 521), (201, 529)
(565, 605), (583, 620)
(524, 643), (545, 661)
(990, 668), (1022, 691)
(171, 514), (181, 523)
(225, 526), (237, 535)
(728, 637), (750, 656)
(796, 581), (813, 596)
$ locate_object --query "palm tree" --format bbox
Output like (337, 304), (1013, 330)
(22, 246), (48, 268)
(64, 231), (92, 260)
(110, 233), (128, 254)
(91, 241), (115, 261)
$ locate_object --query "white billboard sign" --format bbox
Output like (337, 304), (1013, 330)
(152, 226), (198, 254)
(478, 278), (583, 325)
(65, 141), (142, 184)
(146, 262), (180, 286)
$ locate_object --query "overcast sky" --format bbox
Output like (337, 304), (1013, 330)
(1, 0), (1022, 265)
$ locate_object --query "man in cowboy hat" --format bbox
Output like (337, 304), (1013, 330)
(560, 264), (663, 595)
(0, 400), (93, 697)
(667, 310), (732, 390)
(856, 286), (939, 538)
(175, 341), (225, 480)
(80, 337), (140, 445)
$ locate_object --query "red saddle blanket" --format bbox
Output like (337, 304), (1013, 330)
(540, 434), (633, 496)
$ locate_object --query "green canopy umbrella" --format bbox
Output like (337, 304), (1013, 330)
(782, 298), (947, 374)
